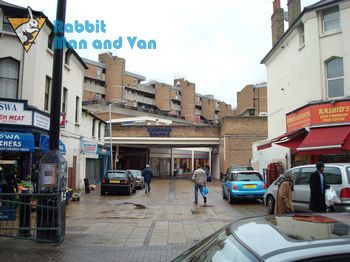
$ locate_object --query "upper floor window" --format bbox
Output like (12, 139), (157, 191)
(44, 76), (51, 111)
(96, 67), (102, 78)
(0, 58), (19, 99)
(2, 14), (13, 32)
(98, 122), (102, 139)
(326, 57), (344, 98)
(298, 23), (305, 46)
(62, 87), (68, 113)
(92, 119), (96, 138)
(75, 96), (80, 123)
(323, 6), (340, 32)
(65, 50), (72, 66)
(48, 32), (54, 50)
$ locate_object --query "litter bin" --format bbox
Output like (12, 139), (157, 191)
(84, 178), (90, 194)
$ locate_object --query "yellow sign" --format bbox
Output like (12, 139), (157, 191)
(7, 7), (46, 52)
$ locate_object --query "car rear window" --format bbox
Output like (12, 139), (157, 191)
(107, 172), (126, 179)
(233, 173), (262, 182)
(231, 167), (254, 171)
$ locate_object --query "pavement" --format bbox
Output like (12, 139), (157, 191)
(0, 179), (267, 261)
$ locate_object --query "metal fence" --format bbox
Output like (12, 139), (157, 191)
(0, 192), (66, 243)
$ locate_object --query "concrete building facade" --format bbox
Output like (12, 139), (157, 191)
(252, 0), (350, 173)
(0, 1), (107, 189)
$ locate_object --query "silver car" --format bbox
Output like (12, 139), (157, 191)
(264, 163), (350, 214)
(173, 213), (350, 261)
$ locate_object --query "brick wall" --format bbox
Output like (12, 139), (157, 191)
(220, 116), (267, 173)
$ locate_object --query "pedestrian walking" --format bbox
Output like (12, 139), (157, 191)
(274, 173), (294, 215)
(31, 163), (39, 193)
(192, 165), (207, 204)
(309, 161), (328, 212)
(142, 164), (153, 194)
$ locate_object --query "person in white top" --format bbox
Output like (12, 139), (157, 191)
(192, 166), (207, 204)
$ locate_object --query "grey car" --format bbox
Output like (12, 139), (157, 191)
(172, 213), (350, 261)
(264, 163), (350, 214)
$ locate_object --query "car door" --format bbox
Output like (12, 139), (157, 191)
(293, 167), (313, 211)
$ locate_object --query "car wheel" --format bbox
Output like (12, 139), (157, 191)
(222, 187), (227, 199)
(266, 195), (275, 214)
(228, 193), (234, 204)
(101, 190), (105, 195)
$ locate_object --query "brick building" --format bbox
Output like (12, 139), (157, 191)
(233, 83), (267, 116)
(82, 53), (234, 125)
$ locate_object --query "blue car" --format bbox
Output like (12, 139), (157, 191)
(222, 171), (266, 204)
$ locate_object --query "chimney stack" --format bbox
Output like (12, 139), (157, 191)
(271, 0), (285, 45)
(287, 0), (301, 26)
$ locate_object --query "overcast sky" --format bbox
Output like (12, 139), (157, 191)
(11, 0), (317, 107)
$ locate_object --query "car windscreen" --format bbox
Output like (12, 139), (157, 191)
(233, 173), (262, 182)
(129, 170), (141, 177)
(174, 228), (258, 262)
(107, 172), (126, 179)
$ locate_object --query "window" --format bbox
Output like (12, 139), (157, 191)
(0, 58), (19, 98)
(2, 14), (13, 32)
(44, 76), (51, 111)
(323, 6), (340, 32)
(92, 119), (96, 138)
(324, 167), (342, 184)
(98, 122), (102, 139)
(295, 167), (314, 185)
(299, 23), (305, 46)
(65, 50), (72, 66)
(62, 87), (68, 113)
(96, 67), (102, 79)
(48, 32), (54, 50)
(327, 57), (344, 98)
(75, 96), (80, 123)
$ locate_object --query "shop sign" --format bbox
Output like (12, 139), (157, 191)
(60, 113), (66, 128)
(0, 101), (32, 126)
(147, 127), (171, 137)
(0, 132), (35, 152)
(33, 112), (50, 131)
(81, 140), (98, 154)
(287, 100), (350, 131)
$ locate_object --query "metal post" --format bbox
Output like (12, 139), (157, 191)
(109, 103), (113, 170)
(49, 0), (67, 150)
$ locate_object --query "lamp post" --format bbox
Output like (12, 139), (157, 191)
(108, 100), (127, 170)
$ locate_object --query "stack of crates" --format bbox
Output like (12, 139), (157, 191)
(266, 162), (283, 187)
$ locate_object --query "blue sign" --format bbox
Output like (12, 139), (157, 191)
(0, 132), (35, 152)
(147, 127), (171, 137)
(39, 134), (66, 155)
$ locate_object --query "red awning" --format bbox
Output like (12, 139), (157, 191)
(272, 128), (308, 149)
(297, 125), (350, 154)
(257, 142), (272, 151)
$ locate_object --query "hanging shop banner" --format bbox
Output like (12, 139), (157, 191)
(287, 100), (350, 132)
(0, 100), (32, 126)
(39, 134), (66, 155)
(33, 112), (50, 131)
(0, 132), (35, 152)
(81, 140), (98, 154)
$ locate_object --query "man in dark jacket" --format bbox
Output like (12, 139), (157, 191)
(142, 164), (153, 194)
(309, 162), (328, 212)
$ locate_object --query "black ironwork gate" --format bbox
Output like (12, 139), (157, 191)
(0, 192), (66, 243)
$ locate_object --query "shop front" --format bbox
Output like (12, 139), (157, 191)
(173, 149), (210, 177)
(0, 98), (53, 181)
(259, 100), (350, 166)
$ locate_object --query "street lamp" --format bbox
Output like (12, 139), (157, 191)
(108, 100), (127, 170)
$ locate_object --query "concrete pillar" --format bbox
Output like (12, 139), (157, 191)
(170, 148), (174, 176)
(191, 150), (195, 172)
